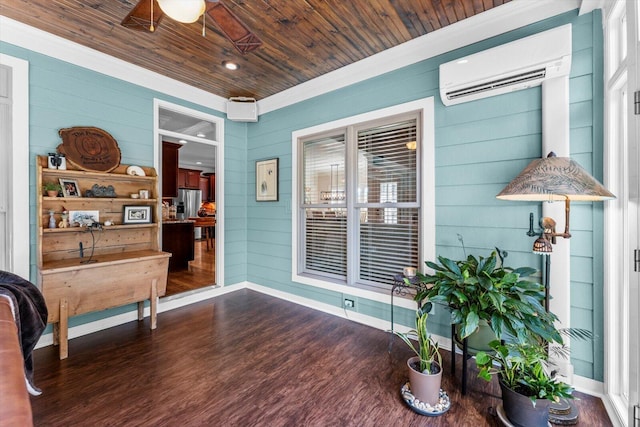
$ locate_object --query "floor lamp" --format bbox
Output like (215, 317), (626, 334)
(496, 152), (615, 424)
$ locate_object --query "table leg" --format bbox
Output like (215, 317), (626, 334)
(59, 297), (68, 360)
(150, 278), (158, 330)
(53, 322), (59, 346)
(137, 301), (144, 321)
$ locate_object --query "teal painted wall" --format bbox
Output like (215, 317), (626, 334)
(0, 41), (249, 327)
(246, 10), (606, 381)
(1, 8), (606, 381)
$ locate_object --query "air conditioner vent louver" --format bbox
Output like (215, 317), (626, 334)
(446, 68), (547, 100)
(439, 24), (572, 106)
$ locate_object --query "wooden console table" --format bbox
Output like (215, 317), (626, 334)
(36, 155), (170, 359)
(40, 250), (170, 359)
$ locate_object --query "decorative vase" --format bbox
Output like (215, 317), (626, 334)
(48, 210), (56, 229)
(407, 356), (442, 406)
(499, 379), (551, 427)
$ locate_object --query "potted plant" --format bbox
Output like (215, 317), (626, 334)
(476, 340), (574, 427)
(394, 303), (443, 406)
(414, 250), (562, 351)
(43, 182), (61, 197)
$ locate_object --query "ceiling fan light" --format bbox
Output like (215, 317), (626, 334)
(157, 0), (205, 23)
(222, 61), (238, 70)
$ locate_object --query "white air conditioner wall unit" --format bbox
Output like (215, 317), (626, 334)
(226, 97), (258, 122)
(439, 24), (572, 106)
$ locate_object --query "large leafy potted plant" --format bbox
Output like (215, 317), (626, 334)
(414, 250), (562, 350)
(394, 303), (442, 406)
(476, 340), (574, 427)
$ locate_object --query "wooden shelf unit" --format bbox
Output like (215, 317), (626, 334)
(36, 156), (170, 359)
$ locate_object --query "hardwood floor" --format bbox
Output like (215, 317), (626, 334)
(30, 290), (613, 426)
(165, 240), (215, 297)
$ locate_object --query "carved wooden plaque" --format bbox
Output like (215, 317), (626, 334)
(57, 127), (121, 172)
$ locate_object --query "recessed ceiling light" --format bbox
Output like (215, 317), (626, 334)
(196, 161), (202, 165)
(222, 61), (238, 70)
(456, 59), (469, 64)
(178, 139), (187, 144)
(196, 132), (206, 138)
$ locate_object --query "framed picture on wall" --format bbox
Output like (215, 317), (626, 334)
(256, 158), (279, 202)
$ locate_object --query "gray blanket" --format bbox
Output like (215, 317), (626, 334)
(0, 271), (48, 395)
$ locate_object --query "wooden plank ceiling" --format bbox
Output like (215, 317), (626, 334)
(0, 0), (511, 100)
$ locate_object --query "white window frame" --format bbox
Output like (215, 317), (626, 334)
(603, 1), (639, 425)
(291, 97), (435, 296)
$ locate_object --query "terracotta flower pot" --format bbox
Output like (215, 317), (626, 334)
(407, 356), (442, 406)
(46, 190), (58, 197)
(500, 379), (551, 427)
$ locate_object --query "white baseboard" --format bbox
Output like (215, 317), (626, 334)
(34, 280), (608, 405)
(35, 283), (244, 349)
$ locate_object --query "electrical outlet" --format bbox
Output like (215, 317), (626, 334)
(344, 298), (355, 309)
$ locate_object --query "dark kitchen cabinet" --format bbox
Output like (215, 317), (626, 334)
(202, 173), (215, 201)
(178, 168), (201, 189)
(199, 176), (209, 201)
(162, 141), (181, 198)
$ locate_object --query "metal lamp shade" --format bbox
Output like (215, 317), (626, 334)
(496, 152), (615, 202)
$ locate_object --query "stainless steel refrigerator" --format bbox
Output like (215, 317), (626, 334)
(174, 189), (203, 239)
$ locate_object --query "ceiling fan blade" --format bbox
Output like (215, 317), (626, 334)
(121, 0), (164, 32)
(205, 2), (262, 54)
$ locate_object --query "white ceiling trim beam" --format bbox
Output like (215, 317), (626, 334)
(259, 0), (581, 114)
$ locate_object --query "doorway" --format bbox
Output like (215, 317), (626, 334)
(154, 100), (224, 296)
(0, 54), (29, 279)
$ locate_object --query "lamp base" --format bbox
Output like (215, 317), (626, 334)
(549, 399), (578, 425)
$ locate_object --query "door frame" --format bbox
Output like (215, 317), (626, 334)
(0, 54), (30, 279)
(603, 1), (639, 425)
(153, 99), (225, 288)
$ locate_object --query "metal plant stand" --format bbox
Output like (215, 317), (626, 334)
(388, 274), (427, 352)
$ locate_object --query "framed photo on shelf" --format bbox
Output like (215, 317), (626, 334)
(123, 205), (152, 224)
(59, 178), (81, 197)
(256, 158), (279, 202)
(69, 210), (99, 227)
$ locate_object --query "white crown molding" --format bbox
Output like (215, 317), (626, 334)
(1, 0), (580, 116)
(258, 0), (581, 114)
(0, 16), (227, 113)
(579, 0), (607, 15)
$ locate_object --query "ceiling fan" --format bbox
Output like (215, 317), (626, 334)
(121, 0), (262, 54)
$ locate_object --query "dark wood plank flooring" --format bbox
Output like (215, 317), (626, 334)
(30, 289), (613, 426)
(165, 240), (215, 297)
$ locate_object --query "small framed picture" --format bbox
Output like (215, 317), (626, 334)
(256, 158), (279, 202)
(123, 205), (152, 224)
(69, 210), (99, 227)
(59, 178), (81, 197)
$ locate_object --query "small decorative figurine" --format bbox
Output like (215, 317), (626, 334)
(58, 211), (69, 228)
(48, 210), (57, 229)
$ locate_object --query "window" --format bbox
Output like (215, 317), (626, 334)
(292, 98), (435, 291)
(380, 182), (398, 224)
(603, 0), (639, 423)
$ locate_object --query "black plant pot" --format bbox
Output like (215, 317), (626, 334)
(500, 379), (551, 427)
